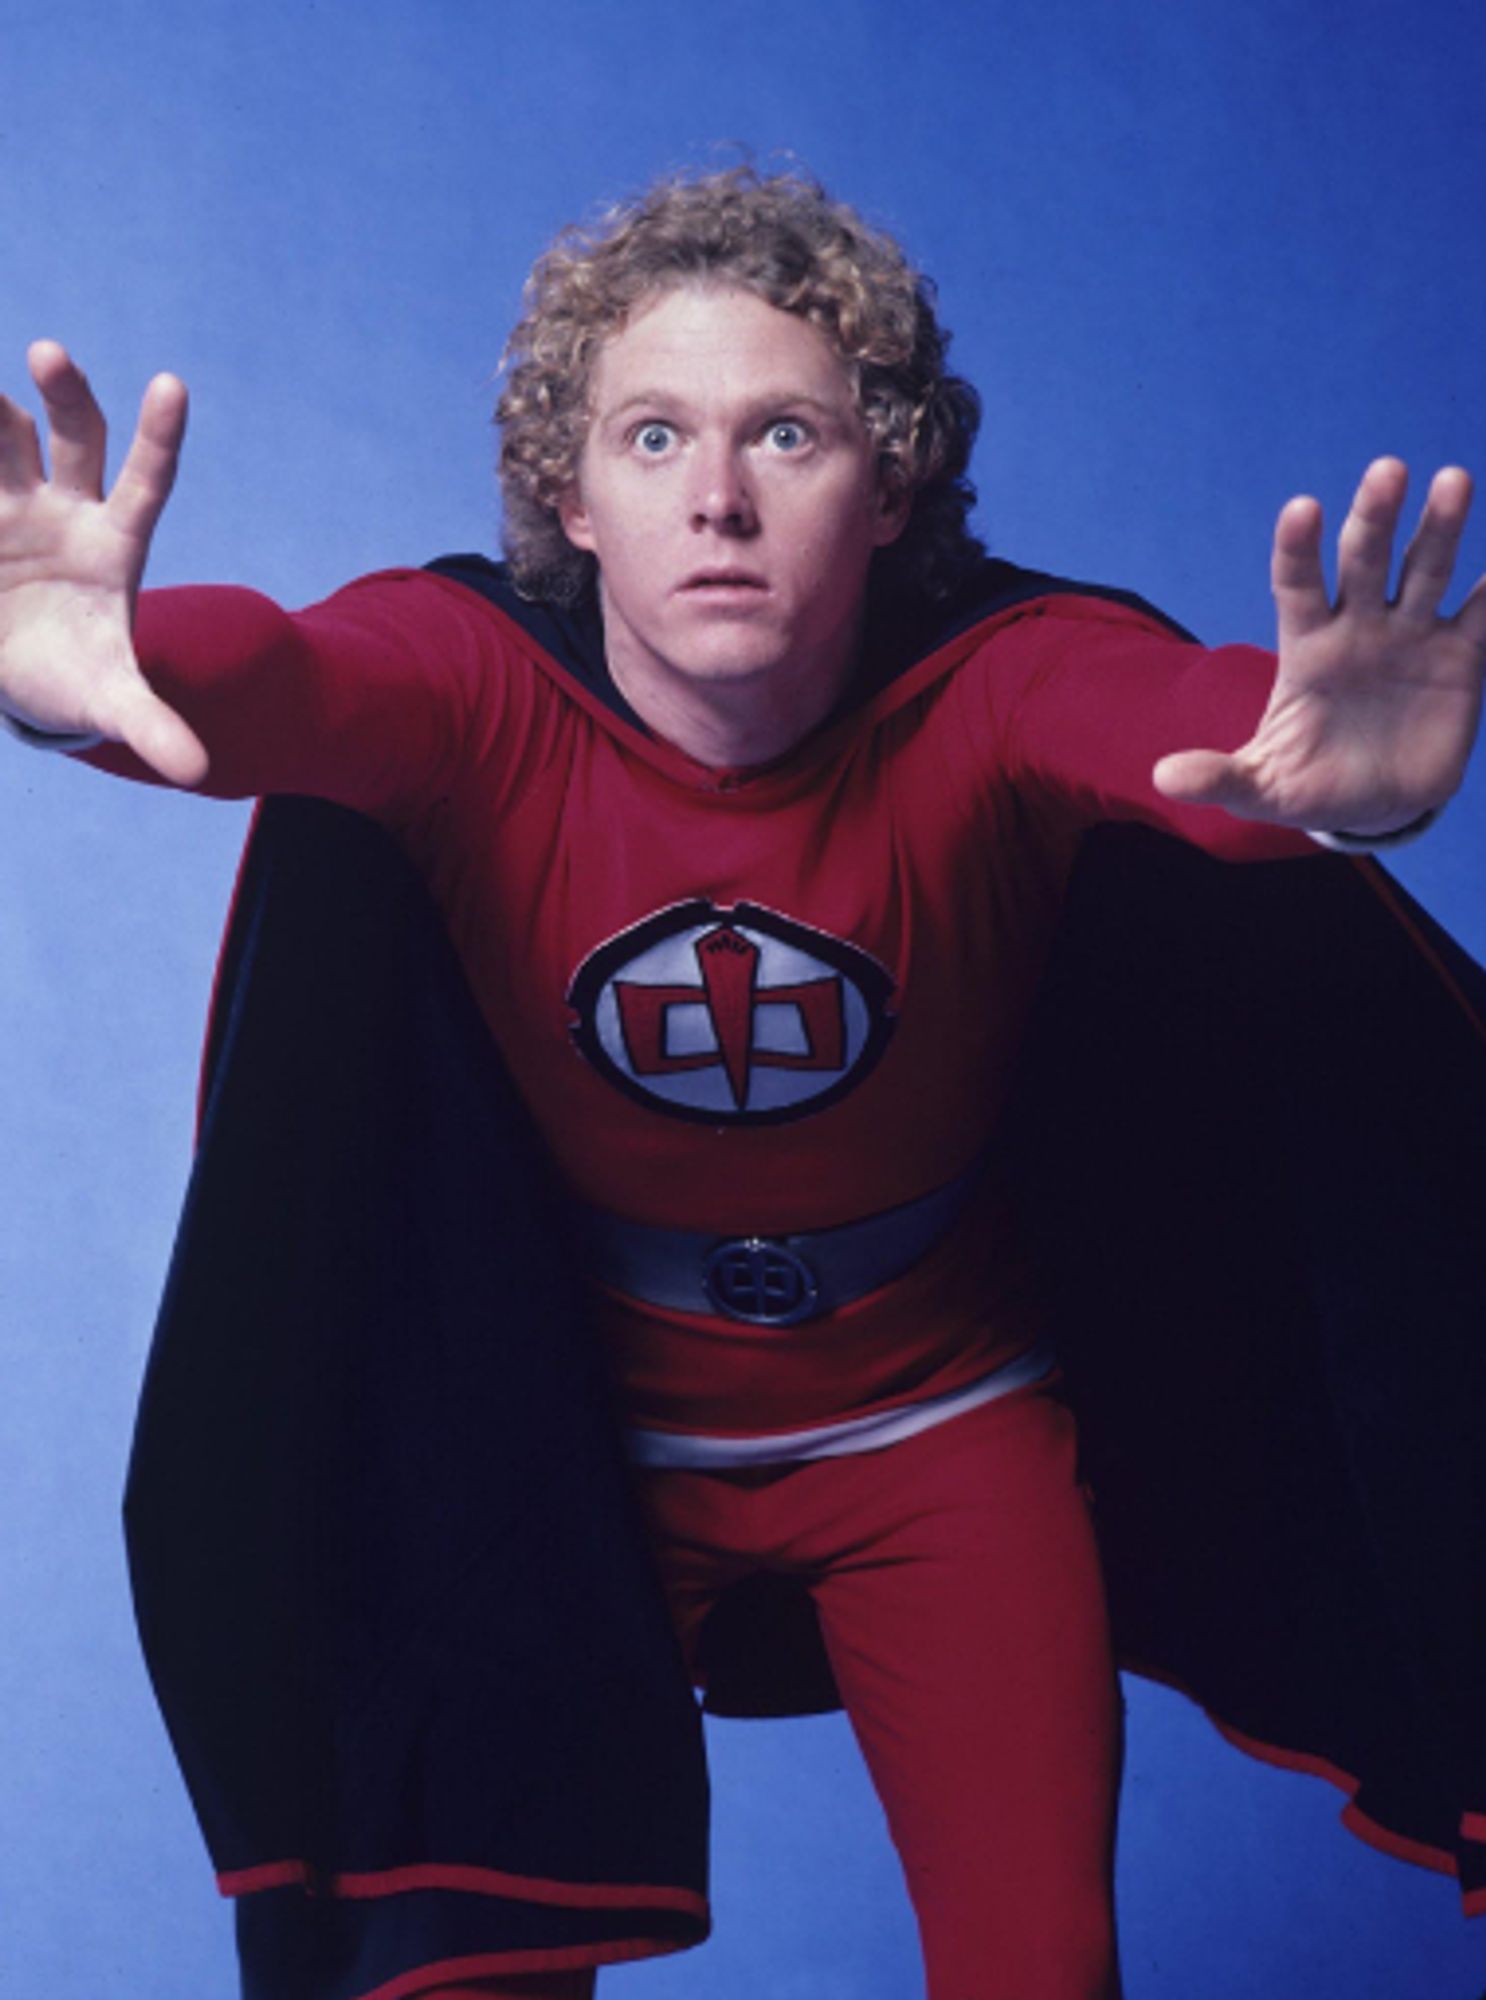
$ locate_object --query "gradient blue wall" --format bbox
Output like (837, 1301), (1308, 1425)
(1, 3), (1482, 1995)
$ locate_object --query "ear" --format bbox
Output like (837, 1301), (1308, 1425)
(872, 471), (913, 548)
(558, 484), (597, 553)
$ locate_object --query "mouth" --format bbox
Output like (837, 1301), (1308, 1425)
(678, 569), (770, 595)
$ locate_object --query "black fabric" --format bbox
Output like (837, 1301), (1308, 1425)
(426, 558), (643, 726)
(124, 800), (709, 1997)
(1007, 827), (1486, 1900)
(423, 553), (1196, 728)
(123, 561), (1486, 2000)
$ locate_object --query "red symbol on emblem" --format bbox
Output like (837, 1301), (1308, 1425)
(614, 925), (847, 1111)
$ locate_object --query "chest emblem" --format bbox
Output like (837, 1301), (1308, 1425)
(567, 900), (895, 1125)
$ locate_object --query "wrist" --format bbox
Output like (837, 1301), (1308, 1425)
(1307, 807), (1440, 852)
(0, 711), (105, 753)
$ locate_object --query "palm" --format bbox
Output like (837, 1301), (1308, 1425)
(0, 343), (205, 783)
(1155, 460), (1486, 837)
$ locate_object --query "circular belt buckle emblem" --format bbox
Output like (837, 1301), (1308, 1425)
(702, 1237), (820, 1326)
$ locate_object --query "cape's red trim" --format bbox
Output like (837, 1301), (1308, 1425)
(217, 1859), (306, 1893)
(1126, 1658), (1485, 1909)
(216, 1856), (708, 1920)
(1336, 1803), (1455, 1878)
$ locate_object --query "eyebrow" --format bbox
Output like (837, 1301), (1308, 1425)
(597, 390), (849, 426)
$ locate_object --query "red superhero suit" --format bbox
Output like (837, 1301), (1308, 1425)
(107, 561), (1486, 2000)
(113, 564), (1305, 1447)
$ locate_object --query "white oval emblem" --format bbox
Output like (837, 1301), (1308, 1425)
(567, 900), (895, 1125)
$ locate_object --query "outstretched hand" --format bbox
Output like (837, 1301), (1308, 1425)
(0, 343), (207, 785)
(1153, 459), (1486, 836)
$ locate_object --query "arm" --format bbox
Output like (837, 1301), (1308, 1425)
(976, 606), (1320, 863)
(90, 577), (492, 811)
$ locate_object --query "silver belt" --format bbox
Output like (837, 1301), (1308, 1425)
(576, 1164), (982, 1328)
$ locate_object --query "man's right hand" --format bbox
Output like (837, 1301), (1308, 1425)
(0, 343), (208, 785)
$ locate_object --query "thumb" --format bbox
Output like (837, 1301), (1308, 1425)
(1152, 748), (1247, 807)
(112, 682), (211, 787)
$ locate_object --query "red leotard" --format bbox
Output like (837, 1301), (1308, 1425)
(101, 570), (1309, 1442)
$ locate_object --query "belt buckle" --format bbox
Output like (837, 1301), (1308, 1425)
(702, 1236), (820, 1326)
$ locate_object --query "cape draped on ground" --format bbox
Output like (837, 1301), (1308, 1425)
(123, 565), (1486, 2000)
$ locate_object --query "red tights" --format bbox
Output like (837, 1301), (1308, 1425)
(422, 1380), (1122, 2000)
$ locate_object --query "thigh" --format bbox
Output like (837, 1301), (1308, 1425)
(625, 1460), (765, 1681)
(808, 1385), (1124, 2000)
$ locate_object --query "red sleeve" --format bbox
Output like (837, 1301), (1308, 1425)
(80, 568), (509, 821)
(968, 597), (1316, 862)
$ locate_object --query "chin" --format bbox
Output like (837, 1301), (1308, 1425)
(655, 627), (796, 686)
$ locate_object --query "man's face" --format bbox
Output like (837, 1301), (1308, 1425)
(559, 285), (907, 716)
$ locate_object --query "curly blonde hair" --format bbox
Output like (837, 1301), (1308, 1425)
(496, 166), (984, 608)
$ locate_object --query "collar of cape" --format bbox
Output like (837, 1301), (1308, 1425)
(423, 552), (1193, 781)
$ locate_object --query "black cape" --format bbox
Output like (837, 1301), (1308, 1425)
(123, 562), (1486, 2000)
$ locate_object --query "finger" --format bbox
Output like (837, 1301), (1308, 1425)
(106, 372), (188, 543)
(109, 678), (210, 787)
(0, 392), (45, 493)
(1335, 456), (1408, 612)
(1453, 570), (1486, 656)
(1271, 494), (1330, 644)
(1395, 466), (1474, 622)
(28, 340), (108, 499)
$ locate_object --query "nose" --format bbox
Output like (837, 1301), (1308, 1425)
(688, 438), (758, 535)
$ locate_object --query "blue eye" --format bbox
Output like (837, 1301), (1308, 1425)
(634, 422), (676, 455)
(766, 420), (808, 452)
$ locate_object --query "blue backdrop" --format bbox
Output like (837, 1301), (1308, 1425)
(1, 3), (1482, 1995)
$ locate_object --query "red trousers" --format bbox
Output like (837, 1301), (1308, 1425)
(423, 1379), (1123, 2000)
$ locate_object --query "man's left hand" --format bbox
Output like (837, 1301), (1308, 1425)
(1153, 458), (1486, 836)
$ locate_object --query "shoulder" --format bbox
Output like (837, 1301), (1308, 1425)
(889, 559), (1194, 668)
(296, 562), (584, 730)
(308, 563), (526, 653)
(855, 564), (1193, 737)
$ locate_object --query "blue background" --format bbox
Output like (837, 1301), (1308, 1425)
(1, 2), (1483, 1995)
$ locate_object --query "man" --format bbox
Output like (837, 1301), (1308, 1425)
(2, 168), (1484, 2000)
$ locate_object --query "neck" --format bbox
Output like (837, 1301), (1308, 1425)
(600, 600), (863, 770)
(610, 660), (852, 768)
